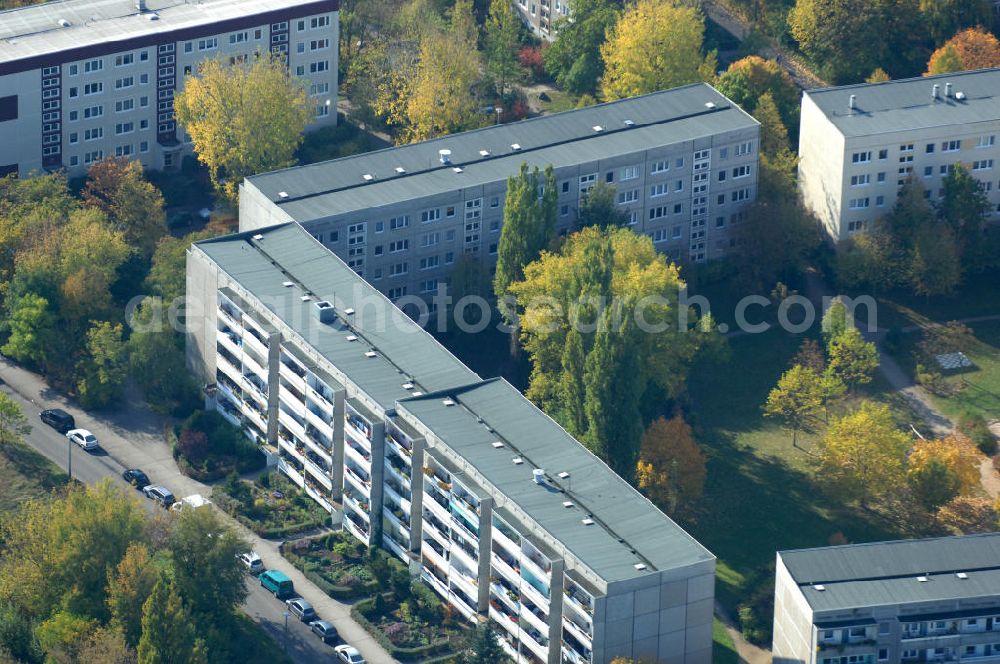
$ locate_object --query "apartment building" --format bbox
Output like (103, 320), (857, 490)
(0, 0), (338, 178)
(773, 534), (1000, 664)
(239, 83), (760, 301)
(798, 68), (1000, 242)
(186, 222), (717, 664)
(512, 0), (570, 40)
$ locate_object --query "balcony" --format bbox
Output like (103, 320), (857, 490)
(562, 615), (592, 648)
(344, 508), (370, 543)
(564, 583), (595, 618)
(492, 551), (520, 583)
(520, 574), (550, 611)
(520, 598), (549, 636)
(451, 511), (479, 542)
(490, 604), (520, 636)
(492, 522), (521, 558)
(421, 564), (450, 599)
(345, 413), (373, 442)
(216, 327), (242, 357)
(423, 487), (451, 524)
(385, 472), (411, 503)
(302, 456), (333, 491)
(345, 439), (372, 470)
(521, 551), (551, 586)
(342, 489), (370, 517)
(279, 380), (305, 409)
(422, 510), (451, 545)
(448, 584), (479, 621)
(278, 458), (305, 487)
(241, 318), (269, 352)
(386, 432), (412, 463)
(215, 399), (243, 428)
(561, 635), (592, 664)
(385, 452), (411, 484)
(450, 496), (479, 528)
(218, 303), (241, 328)
(241, 345), (269, 379)
(304, 482), (334, 513)
(304, 407), (333, 441)
(491, 580), (521, 613)
(383, 532), (410, 561)
(344, 463), (372, 494)
(243, 372), (268, 399)
(384, 501), (411, 530)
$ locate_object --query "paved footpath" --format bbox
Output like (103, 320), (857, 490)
(0, 357), (397, 664)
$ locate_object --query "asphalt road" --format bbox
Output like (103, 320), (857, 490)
(1, 383), (335, 664)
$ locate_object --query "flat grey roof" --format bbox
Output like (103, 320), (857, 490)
(0, 0), (331, 65)
(245, 84), (759, 221)
(397, 378), (714, 584)
(196, 223), (477, 411)
(804, 68), (1000, 138)
(780, 533), (1000, 612)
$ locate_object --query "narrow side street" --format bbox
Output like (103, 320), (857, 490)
(0, 357), (397, 664)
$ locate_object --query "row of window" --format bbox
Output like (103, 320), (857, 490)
(852, 136), (996, 164)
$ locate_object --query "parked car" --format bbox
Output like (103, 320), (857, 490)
(334, 645), (365, 664)
(259, 569), (294, 598)
(238, 551), (264, 575)
(309, 620), (338, 644)
(142, 485), (175, 508)
(286, 597), (316, 622)
(40, 408), (75, 433)
(170, 494), (212, 512)
(122, 468), (150, 490)
(66, 428), (98, 451)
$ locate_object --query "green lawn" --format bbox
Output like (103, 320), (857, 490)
(230, 612), (295, 664)
(684, 329), (903, 616)
(0, 441), (68, 512)
(892, 320), (1000, 422)
(534, 89), (579, 114)
(856, 269), (1000, 330)
(296, 119), (390, 165)
(712, 618), (739, 664)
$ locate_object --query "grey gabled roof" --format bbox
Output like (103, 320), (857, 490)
(245, 83), (759, 221)
(397, 378), (714, 585)
(804, 68), (1000, 138)
(195, 223), (478, 411)
(780, 533), (1000, 611)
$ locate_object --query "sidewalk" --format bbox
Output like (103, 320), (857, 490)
(0, 357), (397, 664)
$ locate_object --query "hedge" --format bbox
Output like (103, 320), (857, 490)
(282, 549), (376, 600)
(350, 596), (457, 662)
(211, 492), (327, 539)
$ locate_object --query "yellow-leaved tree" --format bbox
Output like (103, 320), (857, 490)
(926, 27), (1000, 75)
(600, 0), (716, 101)
(375, 0), (485, 143)
(174, 53), (311, 204)
(636, 414), (706, 515)
(907, 434), (982, 511)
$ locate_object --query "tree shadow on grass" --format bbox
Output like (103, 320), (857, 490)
(1, 441), (68, 492)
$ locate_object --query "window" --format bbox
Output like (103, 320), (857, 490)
(649, 206), (668, 221)
(926, 143), (935, 153)
(83, 105), (103, 119)
(309, 82), (330, 96)
(731, 188), (751, 202)
(850, 174), (870, 186)
(651, 229), (669, 243)
(69, 132), (78, 144)
(977, 135), (996, 148)
(878, 648), (889, 661)
(309, 61), (329, 74)
(139, 51), (149, 62)
(68, 64), (78, 76)
(115, 76), (134, 90)
(419, 256), (439, 270)
(490, 197), (499, 208)
(560, 204), (569, 216)
(650, 160), (669, 174)
(445, 252), (454, 264)
(310, 15), (331, 28)
(84, 82), (103, 95)
(198, 38), (218, 51)
(605, 171), (615, 183)
(140, 141), (148, 153)
(115, 122), (134, 135)
(445, 230), (455, 242)
(732, 165), (751, 179)
(115, 144), (133, 157)
(942, 140), (960, 152)
(115, 53), (134, 67)
(876, 195), (885, 207)
(673, 203), (682, 214)
(674, 180), (683, 192)
(389, 240), (409, 253)
(84, 127), (103, 141)
(941, 164), (954, 175)
(620, 165), (638, 181)
(561, 181), (570, 193)
(848, 197), (870, 209)
(579, 173), (597, 191)
(387, 286), (406, 299)
(650, 183), (668, 198)
(84, 59), (103, 73)
(420, 279), (438, 294)
(446, 206), (455, 217)
(295, 65), (305, 76)
(733, 142), (752, 157)
(115, 98), (134, 113)
(618, 189), (639, 204)
(389, 262), (408, 277)
(878, 149), (888, 160)
(421, 208), (441, 223)
(973, 159), (994, 171)
(184, 42), (193, 53)
(229, 31), (249, 44)
(83, 150), (104, 165)
(421, 232), (440, 247)
(139, 96), (148, 108)
(899, 154), (913, 164)
(852, 151), (872, 164)
(900, 143), (914, 152)
(670, 225), (681, 239)
(717, 194), (725, 205)
(310, 39), (330, 51)
(255, 29), (263, 40)
(675, 157), (685, 168)
(924, 166), (933, 177)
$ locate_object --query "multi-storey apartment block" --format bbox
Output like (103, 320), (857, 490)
(773, 534), (1000, 664)
(187, 222), (717, 664)
(798, 68), (1000, 242)
(512, 0), (570, 40)
(238, 83), (760, 300)
(0, 0), (338, 178)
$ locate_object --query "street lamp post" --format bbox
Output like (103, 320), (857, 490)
(495, 107), (502, 126)
(67, 434), (72, 482)
(283, 611), (290, 653)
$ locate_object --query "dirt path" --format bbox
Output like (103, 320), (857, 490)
(715, 601), (773, 664)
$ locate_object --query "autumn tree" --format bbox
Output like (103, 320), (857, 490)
(174, 53), (311, 203)
(127, 299), (199, 416)
(76, 321), (128, 409)
(145, 230), (215, 304)
(107, 544), (159, 649)
(941, 164), (991, 268)
(926, 28), (1000, 74)
(136, 577), (205, 664)
(919, 0), (993, 45)
(76, 627), (136, 664)
(907, 434), (981, 510)
(512, 227), (707, 476)
(600, 0), (715, 100)
(484, 0), (524, 97)
(458, 621), (510, 664)
(826, 327), (879, 388)
(577, 182), (631, 230)
(543, 0), (620, 95)
(715, 56), (799, 135)
(909, 222), (961, 297)
(763, 364), (837, 446)
(817, 402), (911, 506)
(1, 293), (55, 369)
(755, 92), (792, 156)
(0, 393), (29, 446)
(636, 415), (707, 514)
(866, 67), (891, 82)
(81, 158), (166, 257)
(493, 164), (557, 324)
(821, 301), (849, 348)
(375, 0), (484, 142)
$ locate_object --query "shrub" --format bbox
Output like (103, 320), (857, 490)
(959, 412), (997, 455)
(177, 428), (209, 461)
(518, 45), (546, 82)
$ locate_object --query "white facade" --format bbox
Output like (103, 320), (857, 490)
(798, 70), (1000, 242)
(0, 0), (338, 178)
